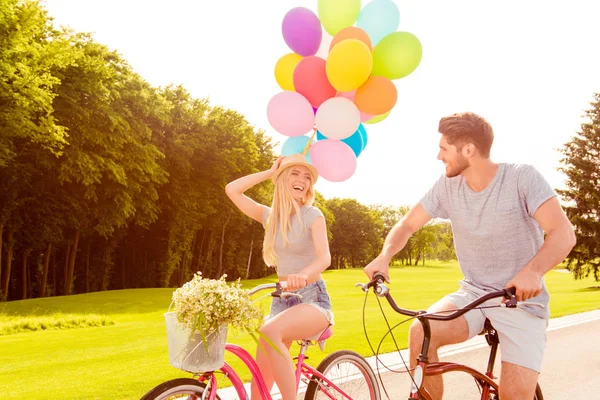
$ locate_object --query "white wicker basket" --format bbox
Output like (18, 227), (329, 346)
(165, 311), (228, 373)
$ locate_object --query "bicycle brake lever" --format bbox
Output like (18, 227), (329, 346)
(503, 287), (518, 308)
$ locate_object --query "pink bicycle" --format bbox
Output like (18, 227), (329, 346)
(142, 282), (381, 400)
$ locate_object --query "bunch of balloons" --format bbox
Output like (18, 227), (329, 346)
(266, 0), (422, 182)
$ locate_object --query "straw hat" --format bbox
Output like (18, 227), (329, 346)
(271, 153), (319, 184)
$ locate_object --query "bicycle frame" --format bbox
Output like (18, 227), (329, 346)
(195, 282), (355, 400)
(199, 342), (355, 400)
(361, 273), (516, 400)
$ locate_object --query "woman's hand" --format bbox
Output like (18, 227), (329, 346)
(285, 273), (308, 291)
(267, 156), (285, 178)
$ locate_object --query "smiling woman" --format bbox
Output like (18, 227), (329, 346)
(224, 153), (333, 400)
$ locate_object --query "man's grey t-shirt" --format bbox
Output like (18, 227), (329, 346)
(420, 163), (557, 319)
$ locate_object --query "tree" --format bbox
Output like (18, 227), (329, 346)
(557, 92), (600, 281)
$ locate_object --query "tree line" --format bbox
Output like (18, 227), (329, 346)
(1, 1), (597, 301)
(0, 0), (458, 301)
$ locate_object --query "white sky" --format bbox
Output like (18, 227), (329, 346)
(42, 0), (600, 208)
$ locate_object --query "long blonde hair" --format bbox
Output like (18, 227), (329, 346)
(262, 167), (315, 267)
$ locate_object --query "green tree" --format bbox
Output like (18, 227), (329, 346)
(557, 92), (600, 281)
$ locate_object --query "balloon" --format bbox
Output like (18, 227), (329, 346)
(293, 56), (336, 108)
(317, 0), (361, 36)
(281, 135), (314, 157)
(356, 0), (400, 46)
(317, 125), (364, 157)
(282, 7), (322, 57)
(358, 123), (368, 151)
(330, 27), (372, 51)
(315, 97), (360, 140)
(267, 91), (315, 137)
(274, 53), (303, 91)
(364, 111), (391, 124)
(355, 76), (398, 115)
(310, 139), (357, 182)
(372, 32), (423, 80)
(326, 39), (372, 92)
(336, 91), (373, 122)
(315, 30), (333, 59)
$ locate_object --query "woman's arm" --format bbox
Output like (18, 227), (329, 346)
(225, 157), (283, 223)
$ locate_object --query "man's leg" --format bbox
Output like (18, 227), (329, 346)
(409, 297), (483, 400)
(499, 362), (539, 399)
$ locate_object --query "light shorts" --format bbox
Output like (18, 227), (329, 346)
(269, 279), (335, 325)
(441, 280), (548, 373)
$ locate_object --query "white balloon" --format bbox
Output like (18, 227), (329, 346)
(315, 30), (333, 60)
(315, 97), (360, 140)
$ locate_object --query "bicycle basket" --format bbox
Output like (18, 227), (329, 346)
(165, 311), (228, 373)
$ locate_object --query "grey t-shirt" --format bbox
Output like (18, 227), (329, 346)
(262, 205), (325, 277)
(420, 163), (557, 319)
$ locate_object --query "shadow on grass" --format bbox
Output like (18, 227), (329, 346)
(576, 286), (600, 292)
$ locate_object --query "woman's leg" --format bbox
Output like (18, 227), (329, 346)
(250, 338), (292, 400)
(256, 304), (329, 400)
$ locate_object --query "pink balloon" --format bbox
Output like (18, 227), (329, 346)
(336, 91), (372, 122)
(310, 139), (357, 182)
(267, 91), (315, 137)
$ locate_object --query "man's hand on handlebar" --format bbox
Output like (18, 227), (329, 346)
(363, 255), (391, 283)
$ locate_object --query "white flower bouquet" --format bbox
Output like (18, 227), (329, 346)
(165, 272), (265, 372)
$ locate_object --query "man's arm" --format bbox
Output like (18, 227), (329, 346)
(506, 197), (576, 301)
(364, 203), (432, 281)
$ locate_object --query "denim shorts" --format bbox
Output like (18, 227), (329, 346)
(269, 279), (334, 325)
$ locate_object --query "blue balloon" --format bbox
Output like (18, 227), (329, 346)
(358, 124), (368, 152)
(317, 126), (365, 157)
(281, 135), (314, 158)
(356, 0), (400, 46)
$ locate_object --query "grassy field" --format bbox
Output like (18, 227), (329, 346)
(1, 262), (598, 399)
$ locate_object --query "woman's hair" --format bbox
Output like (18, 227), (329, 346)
(262, 166), (315, 267)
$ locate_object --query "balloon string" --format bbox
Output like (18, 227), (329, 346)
(301, 127), (317, 156)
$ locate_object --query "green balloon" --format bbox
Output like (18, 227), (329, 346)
(318, 0), (361, 36)
(365, 111), (391, 125)
(372, 31), (423, 80)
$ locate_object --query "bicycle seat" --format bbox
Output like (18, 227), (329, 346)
(306, 325), (333, 342)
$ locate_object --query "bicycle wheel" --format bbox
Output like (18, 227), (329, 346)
(140, 378), (221, 400)
(304, 350), (380, 400)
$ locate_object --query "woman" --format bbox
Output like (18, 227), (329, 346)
(225, 153), (334, 400)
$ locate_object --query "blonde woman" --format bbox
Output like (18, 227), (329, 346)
(225, 153), (334, 400)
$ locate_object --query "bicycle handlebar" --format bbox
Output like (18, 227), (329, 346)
(357, 272), (517, 321)
(247, 281), (302, 300)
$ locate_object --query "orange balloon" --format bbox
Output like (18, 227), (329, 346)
(329, 27), (372, 52)
(355, 76), (398, 115)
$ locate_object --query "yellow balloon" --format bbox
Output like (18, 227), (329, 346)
(274, 53), (303, 91)
(326, 39), (372, 92)
(318, 0), (361, 36)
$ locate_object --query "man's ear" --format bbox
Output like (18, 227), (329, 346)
(463, 143), (476, 157)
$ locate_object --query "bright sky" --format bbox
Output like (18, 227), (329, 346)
(42, 0), (600, 208)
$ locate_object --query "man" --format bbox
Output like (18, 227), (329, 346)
(364, 111), (576, 400)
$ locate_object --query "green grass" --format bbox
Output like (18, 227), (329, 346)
(0, 313), (114, 335)
(1, 262), (598, 400)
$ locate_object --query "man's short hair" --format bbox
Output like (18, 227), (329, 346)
(438, 112), (494, 158)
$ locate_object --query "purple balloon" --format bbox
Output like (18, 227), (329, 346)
(282, 7), (322, 57)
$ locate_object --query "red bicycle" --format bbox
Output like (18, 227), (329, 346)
(358, 273), (543, 400)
